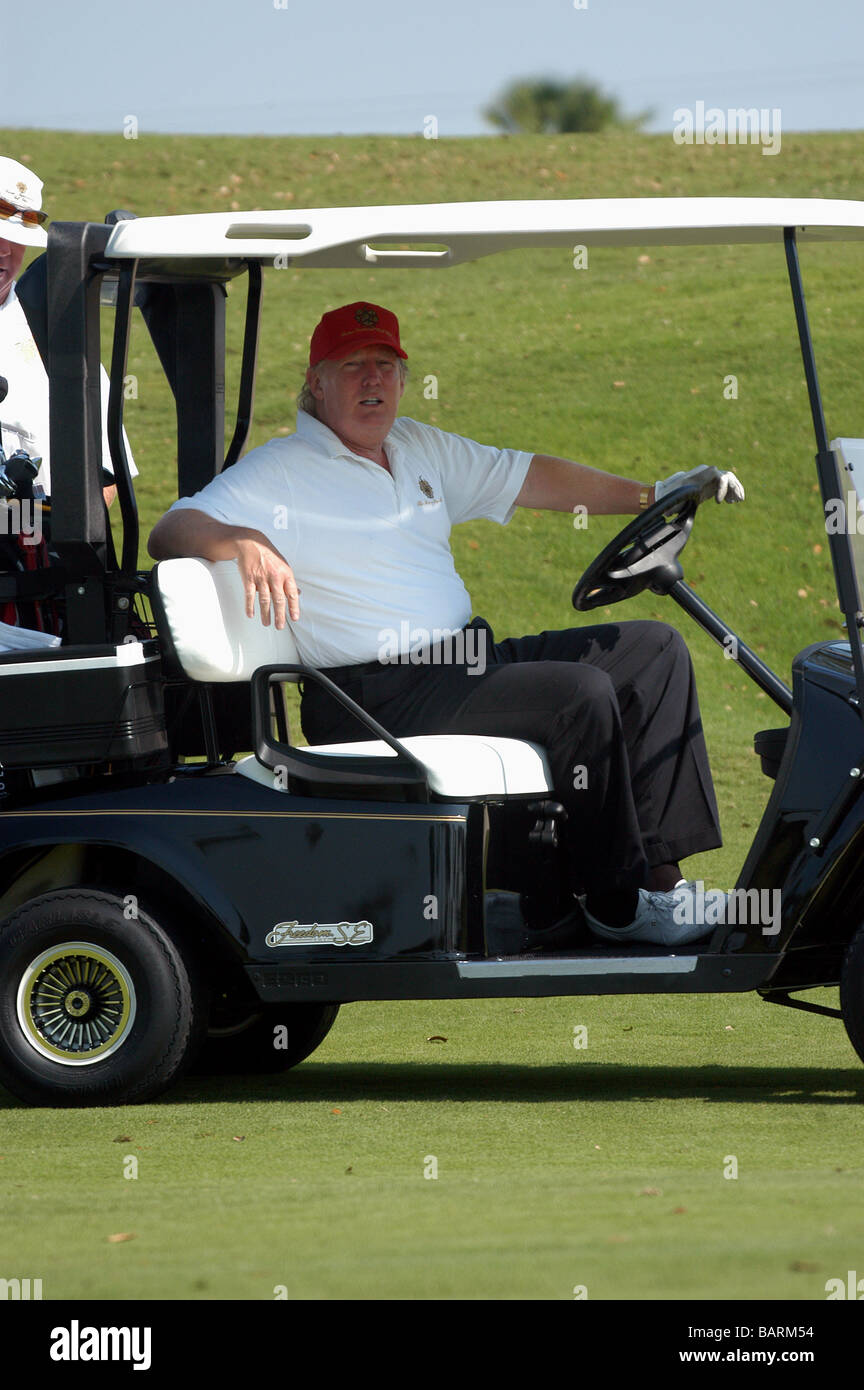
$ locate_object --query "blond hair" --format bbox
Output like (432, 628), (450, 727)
(297, 356), (409, 418)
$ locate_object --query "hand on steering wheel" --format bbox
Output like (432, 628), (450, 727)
(572, 482), (703, 612)
(655, 464), (745, 505)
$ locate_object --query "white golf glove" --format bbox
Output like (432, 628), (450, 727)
(654, 465), (745, 505)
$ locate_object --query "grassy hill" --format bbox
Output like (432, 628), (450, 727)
(2, 128), (864, 1304)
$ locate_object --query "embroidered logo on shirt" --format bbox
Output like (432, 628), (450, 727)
(417, 475), (440, 506)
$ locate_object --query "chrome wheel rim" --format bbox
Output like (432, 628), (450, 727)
(17, 942), (136, 1066)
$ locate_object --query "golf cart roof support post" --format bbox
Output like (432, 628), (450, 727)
(783, 227), (829, 455)
(667, 578), (793, 714)
(174, 283), (227, 497)
(106, 262), (140, 575)
(134, 279), (227, 496)
(46, 221), (111, 644)
(784, 227), (864, 720)
(222, 260), (262, 472)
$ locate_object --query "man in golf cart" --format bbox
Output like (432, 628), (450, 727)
(149, 300), (744, 949)
(0, 155), (135, 510)
(0, 154), (139, 637)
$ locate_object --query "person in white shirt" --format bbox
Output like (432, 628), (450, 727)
(149, 300), (744, 948)
(0, 154), (134, 507)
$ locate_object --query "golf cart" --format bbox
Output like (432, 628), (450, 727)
(2, 195), (864, 1108)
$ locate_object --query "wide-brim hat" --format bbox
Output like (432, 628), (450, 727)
(0, 156), (48, 248)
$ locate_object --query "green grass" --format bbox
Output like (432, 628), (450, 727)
(2, 992), (862, 1301)
(2, 127), (864, 1300)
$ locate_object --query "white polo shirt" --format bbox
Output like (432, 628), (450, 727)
(168, 409), (533, 668)
(0, 282), (137, 494)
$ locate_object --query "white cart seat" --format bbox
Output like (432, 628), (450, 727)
(234, 735), (552, 798)
(153, 557), (554, 798)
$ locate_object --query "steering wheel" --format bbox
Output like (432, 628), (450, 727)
(572, 482), (702, 612)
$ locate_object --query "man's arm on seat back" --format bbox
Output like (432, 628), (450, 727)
(148, 508), (300, 626)
(149, 507), (251, 561)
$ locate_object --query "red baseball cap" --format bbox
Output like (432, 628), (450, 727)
(309, 301), (408, 368)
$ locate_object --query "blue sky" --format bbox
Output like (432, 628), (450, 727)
(4, 0), (861, 137)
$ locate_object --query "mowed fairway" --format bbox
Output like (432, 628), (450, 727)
(2, 993), (863, 1301)
(1, 127), (864, 1301)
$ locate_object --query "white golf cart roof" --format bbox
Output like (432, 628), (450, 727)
(104, 197), (864, 268)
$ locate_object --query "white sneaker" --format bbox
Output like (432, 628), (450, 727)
(582, 882), (726, 946)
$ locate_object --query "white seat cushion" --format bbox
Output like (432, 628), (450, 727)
(235, 734), (554, 799)
(154, 557), (554, 798)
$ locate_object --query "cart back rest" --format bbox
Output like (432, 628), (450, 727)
(153, 557), (300, 681)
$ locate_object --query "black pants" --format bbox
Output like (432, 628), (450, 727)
(300, 618), (722, 900)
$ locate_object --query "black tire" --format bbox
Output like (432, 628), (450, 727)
(840, 922), (864, 1066)
(194, 1002), (340, 1075)
(0, 889), (202, 1107)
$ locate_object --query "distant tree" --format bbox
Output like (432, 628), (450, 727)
(484, 77), (650, 135)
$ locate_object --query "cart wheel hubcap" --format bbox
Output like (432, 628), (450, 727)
(64, 989), (92, 1017)
(17, 943), (136, 1065)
